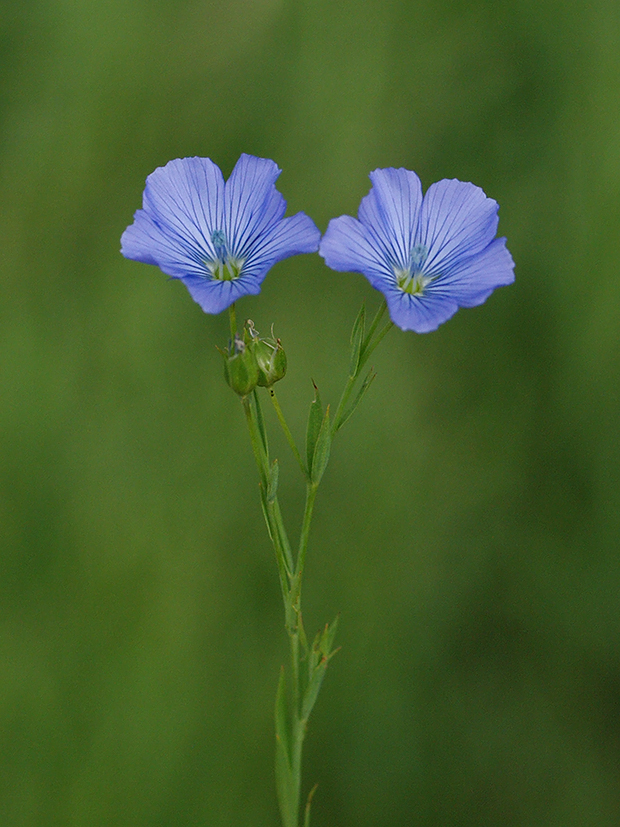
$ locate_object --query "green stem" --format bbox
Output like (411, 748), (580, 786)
(242, 395), (267, 483)
(242, 396), (292, 609)
(229, 302), (237, 343)
(270, 389), (308, 478)
(277, 481), (318, 827)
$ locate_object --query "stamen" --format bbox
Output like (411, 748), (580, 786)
(207, 230), (244, 281)
(394, 245), (432, 295)
(409, 244), (428, 270)
(211, 230), (228, 263)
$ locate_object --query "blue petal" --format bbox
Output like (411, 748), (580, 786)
(429, 236), (515, 306)
(358, 168), (423, 268)
(319, 215), (393, 286)
(224, 154), (285, 258)
(418, 179), (499, 277)
(383, 284), (460, 333)
(242, 212), (321, 282)
(121, 209), (208, 279)
(142, 157), (225, 258)
(180, 273), (262, 315)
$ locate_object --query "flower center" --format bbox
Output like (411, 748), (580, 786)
(207, 230), (244, 281)
(394, 244), (432, 295)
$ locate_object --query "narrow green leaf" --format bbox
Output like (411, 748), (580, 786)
(300, 660), (327, 723)
(301, 617), (340, 722)
(305, 382), (323, 474)
(258, 486), (275, 543)
(304, 784), (319, 827)
(349, 303), (365, 377)
(310, 406), (331, 485)
(336, 369), (377, 432)
(319, 614), (340, 658)
(267, 459), (279, 503)
(307, 628), (322, 682)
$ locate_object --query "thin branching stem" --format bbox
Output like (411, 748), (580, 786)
(270, 389), (308, 477)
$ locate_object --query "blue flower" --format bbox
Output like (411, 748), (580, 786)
(121, 154), (321, 314)
(319, 168), (514, 332)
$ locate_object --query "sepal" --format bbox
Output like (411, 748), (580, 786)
(247, 320), (287, 387)
(220, 333), (259, 397)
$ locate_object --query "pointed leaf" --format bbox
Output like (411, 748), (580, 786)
(307, 628), (322, 683)
(310, 405), (331, 485)
(336, 369), (377, 432)
(304, 783), (319, 827)
(319, 614), (340, 658)
(267, 459), (279, 503)
(301, 617), (340, 722)
(305, 382), (323, 474)
(349, 303), (365, 377)
(258, 486), (275, 543)
(301, 659), (328, 723)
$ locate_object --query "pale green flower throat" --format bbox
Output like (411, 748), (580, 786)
(207, 230), (244, 280)
(394, 244), (433, 295)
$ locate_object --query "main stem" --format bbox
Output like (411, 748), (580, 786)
(243, 395), (309, 827)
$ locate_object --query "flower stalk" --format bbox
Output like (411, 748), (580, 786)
(236, 303), (383, 827)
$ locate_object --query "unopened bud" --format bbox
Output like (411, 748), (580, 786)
(221, 334), (259, 397)
(255, 337), (287, 387)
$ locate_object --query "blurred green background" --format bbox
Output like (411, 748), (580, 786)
(2, 0), (620, 824)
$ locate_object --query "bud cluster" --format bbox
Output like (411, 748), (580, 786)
(220, 321), (287, 397)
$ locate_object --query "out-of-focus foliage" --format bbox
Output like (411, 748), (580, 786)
(1, 0), (619, 825)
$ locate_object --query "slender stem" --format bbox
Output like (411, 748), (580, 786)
(229, 302), (237, 343)
(270, 389), (308, 477)
(278, 479), (319, 827)
(242, 396), (292, 609)
(242, 395), (267, 483)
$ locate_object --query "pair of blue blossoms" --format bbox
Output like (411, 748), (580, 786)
(121, 153), (514, 335)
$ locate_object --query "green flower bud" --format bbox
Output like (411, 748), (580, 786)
(221, 334), (259, 397)
(255, 337), (287, 387)
(245, 320), (287, 388)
